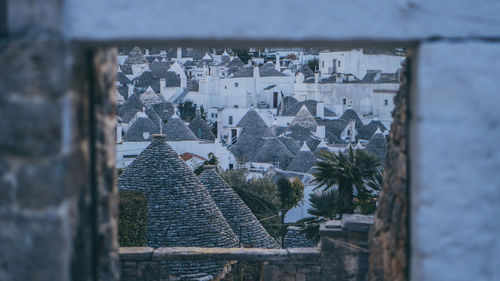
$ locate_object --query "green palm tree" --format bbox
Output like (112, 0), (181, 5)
(298, 189), (340, 243)
(313, 147), (380, 217)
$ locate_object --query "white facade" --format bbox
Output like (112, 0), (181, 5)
(319, 49), (404, 79)
(294, 80), (398, 125)
(189, 66), (293, 110)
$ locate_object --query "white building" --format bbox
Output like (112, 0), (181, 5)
(318, 48), (405, 79)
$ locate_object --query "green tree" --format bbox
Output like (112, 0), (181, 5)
(177, 100), (197, 121)
(199, 105), (208, 120)
(308, 58), (319, 72)
(298, 189), (340, 243)
(221, 170), (282, 240)
(118, 190), (148, 246)
(277, 177), (304, 247)
(313, 148), (380, 217)
(232, 48), (251, 64)
(194, 153), (219, 175)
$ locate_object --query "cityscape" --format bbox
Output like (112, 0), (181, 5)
(116, 47), (405, 280)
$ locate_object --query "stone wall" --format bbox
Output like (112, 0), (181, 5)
(0, 2), (119, 280)
(367, 57), (412, 281)
(119, 215), (373, 281)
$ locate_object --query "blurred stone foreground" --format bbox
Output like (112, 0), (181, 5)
(1, 1), (500, 281)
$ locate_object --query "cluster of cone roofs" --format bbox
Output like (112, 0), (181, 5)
(118, 135), (279, 280)
(230, 104), (387, 173)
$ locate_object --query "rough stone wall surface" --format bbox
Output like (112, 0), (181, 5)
(0, 34), (79, 281)
(0, 3), (119, 279)
(367, 57), (411, 281)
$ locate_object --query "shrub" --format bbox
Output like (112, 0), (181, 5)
(118, 190), (147, 246)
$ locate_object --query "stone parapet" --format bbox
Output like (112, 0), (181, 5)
(118, 215), (373, 281)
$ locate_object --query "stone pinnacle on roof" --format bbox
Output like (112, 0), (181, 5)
(299, 142), (310, 152)
(198, 167), (280, 249)
(118, 136), (238, 279)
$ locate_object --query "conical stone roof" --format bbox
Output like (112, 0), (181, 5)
(163, 113), (198, 141)
(340, 108), (363, 129)
(123, 116), (159, 141)
(189, 114), (216, 141)
(124, 46), (148, 65)
(118, 136), (238, 279)
(278, 136), (300, 156)
(231, 109), (274, 162)
(253, 137), (294, 169)
(289, 105), (318, 129)
(198, 167), (280, 249)
(236, 109), (273, 137)
(286, 143), (317, 173)
(365, 130), (387, 164)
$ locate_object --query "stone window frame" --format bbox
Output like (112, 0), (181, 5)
(4, 1), (498, 281)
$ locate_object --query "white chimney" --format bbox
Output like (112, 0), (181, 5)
(316, 101), (325, 118)
(349, 120), (356, 143)
(248, 59), (252, 66)
(160, 78), (166, 98)
(142, 132), (150, 140)
(181, 76), (187, 89)
(253, 65), (260, 78)
(177, 47), (182, 61)
(127, 83), (134, 98)
(315, 125), (325, 139)
(336, 73), (344, 83)
(275, 54), (281, 71)
(117, 121), (123, 143)
(145, 48), (150, 56)
(314, 72), (320, 83)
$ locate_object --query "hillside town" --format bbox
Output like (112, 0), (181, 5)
(115, 47), (405, 280)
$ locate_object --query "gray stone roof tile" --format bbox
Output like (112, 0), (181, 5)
(286, 144), (317, 173)
(199, 167), (279, 249)
(122, 117), (159, 141)
(163, 115), (198, 141)
(253, 137), (294, 169)
(124, 46), (148, 65)
(118, 136), (238, 278)
(189, 115), (216, 141)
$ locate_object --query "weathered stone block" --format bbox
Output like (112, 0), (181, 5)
(0, 213), (69, 281)
(7, 0), (63, 35)
(296, 273), (307, 281)
(311, 265), (321, 274)
(137, 261), (160, 281)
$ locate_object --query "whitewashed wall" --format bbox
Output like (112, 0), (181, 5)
(294, 81), (398, 122)
(411, 42), (500, 281)
(319, 49), (404, 78)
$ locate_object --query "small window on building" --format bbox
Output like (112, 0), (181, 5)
(234, 105), (238, 108)
(229, 164), (234, 170)
(229, 116), (233, 125)
(347, 129), (351, 136)
(338, 60), (341, 67)
(234, 82), (239, 87)
(224, 86), (227, 89)
(343, 98), (347, 105)
(215, 113), (218, 118)
(384, 99), (388, 106)
(322, 61), (324, 68)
